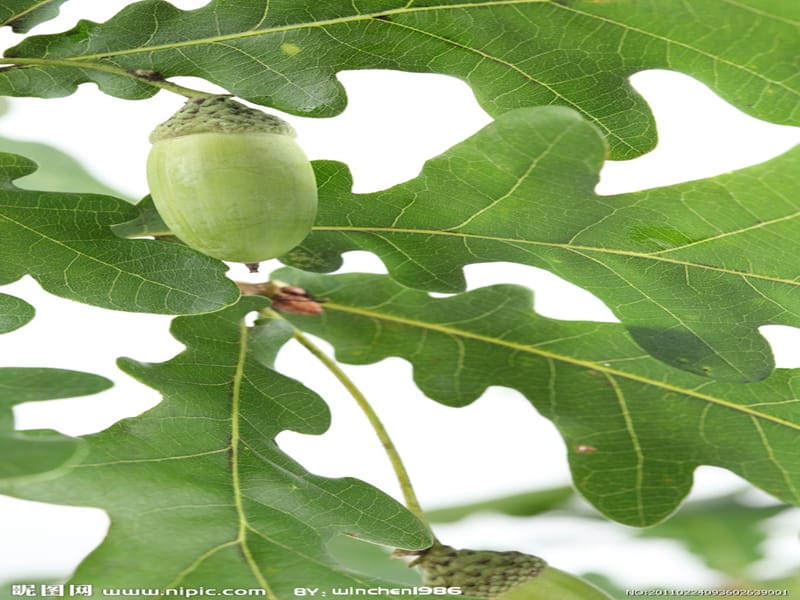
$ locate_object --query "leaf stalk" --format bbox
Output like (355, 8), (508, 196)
(262, 307), (436, 540)
(0, 57), (213, 99)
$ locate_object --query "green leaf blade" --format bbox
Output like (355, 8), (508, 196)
(637, 494), (788, 577)
(0, 134), (127, 197)
(1, 297), (435, 592)
(272, 268), (800, 526)
(0, 432), (83, 481)
(0, 367), (112, 481)
(426, 486), (575, 523)
(3, 1), (798, 158)
(286, 107), (800, 382)
(0, 292), (34, 333)
(0, 366), (112, 403)
(0, 0), (69, 33)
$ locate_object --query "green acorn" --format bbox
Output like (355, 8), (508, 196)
(146, 96), (318, 267)
(412, 544), (612, 599)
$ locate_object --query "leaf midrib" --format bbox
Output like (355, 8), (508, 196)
(313, 224), (800, 287)
(603, 371), (646, 524)
(231, 319), (276, 598)
(322, 300), (800, 431)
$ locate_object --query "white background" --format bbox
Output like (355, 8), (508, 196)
(1, 0), (799, 590)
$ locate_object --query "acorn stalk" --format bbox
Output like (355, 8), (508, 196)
(146, 96), (318, 266)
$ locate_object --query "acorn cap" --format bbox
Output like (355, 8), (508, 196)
(412, 544), (546, 598)
(149, 95), (296, 143)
